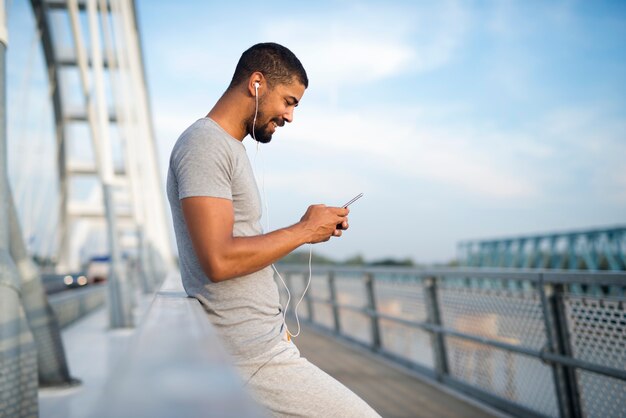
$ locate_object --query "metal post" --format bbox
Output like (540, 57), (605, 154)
(364, 272), (381, 350)
(144, 243), (159, 291)
(328, 271), (341, 334)
(541, 281), (583, 418)
(424, 276), (449, 381)
(136, 227), (151, 293)
(283, 272), (294, 317)
(303, 273), (315, 324)
(103, 184), (133, 327)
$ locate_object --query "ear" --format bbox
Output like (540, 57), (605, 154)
(248, 72), (265, 97)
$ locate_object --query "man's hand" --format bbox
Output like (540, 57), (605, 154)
(299, 205), (349, 243)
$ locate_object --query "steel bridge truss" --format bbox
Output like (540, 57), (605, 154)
(29, 0), (174, 325)
(458, 226), (626, 271)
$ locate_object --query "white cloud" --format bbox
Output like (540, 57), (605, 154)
(253, 101), (626, 206)
(262, 21), (414, 87)
(261, 1), (470, 88)
(537, 105), (626, 202)
(141, 0), (471, 91)
(262, 167), (370, 202)
(615, 171), (626, 203)
(283, 105), (538, 199)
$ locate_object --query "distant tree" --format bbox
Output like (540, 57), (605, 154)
(368, 257), (415, 267)
(343, 254), (365, 266)
(279, 251), (337, 265)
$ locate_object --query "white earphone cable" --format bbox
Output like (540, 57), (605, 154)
(252, 84), (311, 339)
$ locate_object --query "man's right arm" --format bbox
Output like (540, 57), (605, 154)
(181, 196), (349, 282)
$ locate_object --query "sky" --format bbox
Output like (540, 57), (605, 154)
(6, 0), (626, 264)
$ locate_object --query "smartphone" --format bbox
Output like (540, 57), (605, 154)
(338, 193), (363, 230)
(342, 193), (364, 208)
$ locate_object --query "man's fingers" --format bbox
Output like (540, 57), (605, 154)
(336, 219), (349, 230)
(331, 207), (349, 216)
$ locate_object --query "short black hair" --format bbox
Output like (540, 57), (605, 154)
(228, 42), (308, 90)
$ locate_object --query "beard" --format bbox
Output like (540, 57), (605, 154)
(247, 108), (282, 144)
(249, 94), (284, 143)
(252, 119), (274, 143)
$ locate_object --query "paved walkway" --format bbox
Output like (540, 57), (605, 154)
(39, 294), (153, 418)
(292, 324), (506, 418)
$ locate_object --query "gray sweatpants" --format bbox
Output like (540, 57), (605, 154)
(235, 337), (381, 418)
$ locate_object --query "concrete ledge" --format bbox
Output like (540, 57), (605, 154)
(91, 274), (264, 418)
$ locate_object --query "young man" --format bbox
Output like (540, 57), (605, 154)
(166, 43), (380, 417)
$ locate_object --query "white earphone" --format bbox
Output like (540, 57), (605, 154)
(250, 78), (311, 340)
(252, 82), (260, 142)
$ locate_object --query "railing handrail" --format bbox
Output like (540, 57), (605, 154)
(275, 263), (626, 284)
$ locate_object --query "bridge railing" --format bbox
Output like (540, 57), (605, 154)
(275, 265), (626, 418)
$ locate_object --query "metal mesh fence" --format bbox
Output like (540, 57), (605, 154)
(0, 297), (38, 418)
(339, 309), (371, 344)
(446, 336), (559, 417)
(564, 295), (625, 368)
(335, 275), (367, 309)
(438, 278), (547, 350)
(335, 275), (370, 343)
(438, 277), (558, 416)
(374, 275), (434, 368)
(0, 344), (38, 418)
(564, 293), (626, 418)
(275, 266), (626, 418)
(310, 274), (333, 329)
(379, 318), (434, 369)
(374, 275), (428, 322)
(576, 370), (626, 418)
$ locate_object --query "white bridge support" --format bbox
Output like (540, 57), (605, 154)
(1, 3), (39, 415)
(29, 0), (175, 327)
(1, 1), (175, 413)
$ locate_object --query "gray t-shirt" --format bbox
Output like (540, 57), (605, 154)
(166, 117), (283, 359)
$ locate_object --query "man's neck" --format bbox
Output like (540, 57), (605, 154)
(206, 91), (249, 142)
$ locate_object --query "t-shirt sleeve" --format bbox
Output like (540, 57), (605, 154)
(171, 131), (234, 201)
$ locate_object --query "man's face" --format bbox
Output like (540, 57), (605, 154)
(251, 79), (306, 143)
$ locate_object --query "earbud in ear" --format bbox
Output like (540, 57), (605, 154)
(254, 82), (260, 96)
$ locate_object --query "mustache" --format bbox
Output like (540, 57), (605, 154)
(272, 118), (285, 127)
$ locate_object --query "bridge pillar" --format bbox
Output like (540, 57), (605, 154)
(328, 271), (341, 334)
(424, 276), (449, 382)
(303, 273), (315, 323)
(0, 5), (38, 415)
(364, 273), (381, 350)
